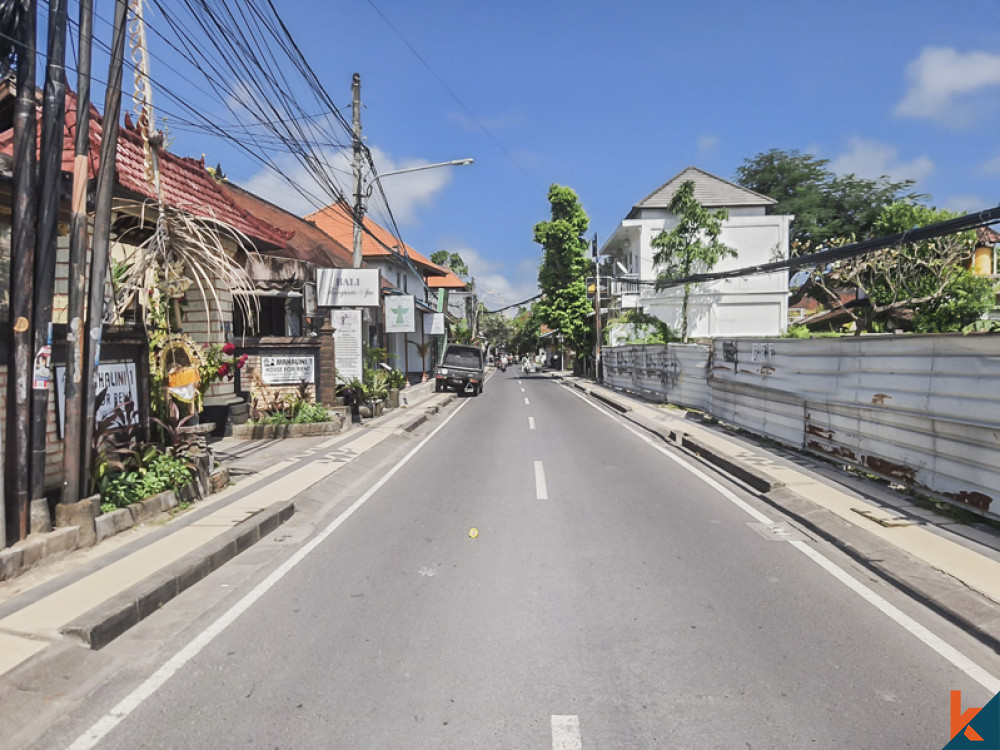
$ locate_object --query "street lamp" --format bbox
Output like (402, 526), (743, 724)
(352, 157), (474, 268)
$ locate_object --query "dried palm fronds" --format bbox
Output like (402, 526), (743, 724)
(111, 199), (260, 338)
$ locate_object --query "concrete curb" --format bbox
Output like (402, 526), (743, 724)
(571, 377), (1000, 651)
(402, 414), (428, 432)
(762, 487), (1000, 652)
(60, 499), (295, 650)
(681, 434), (785, 493)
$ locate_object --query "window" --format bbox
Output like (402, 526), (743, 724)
(234, 295), (303, 337)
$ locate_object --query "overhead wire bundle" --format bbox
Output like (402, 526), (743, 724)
(46, 0), (422, 272)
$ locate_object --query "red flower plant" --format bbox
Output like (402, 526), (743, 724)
(217, 363), (230, 378)
(222, 341), (236, 356)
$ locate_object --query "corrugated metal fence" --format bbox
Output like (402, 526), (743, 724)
(604, 335), (1000, 521)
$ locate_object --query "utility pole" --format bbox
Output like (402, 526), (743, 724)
(593, 233), (603, 383)
(30, 0), (69, 503)
(61, 0), (94, 505)
(6, 0), (38, 544)
(351, 72), (363, 269)
(80, 0), (128, 497)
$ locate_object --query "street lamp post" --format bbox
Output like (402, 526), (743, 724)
(350, 74), (473, 269)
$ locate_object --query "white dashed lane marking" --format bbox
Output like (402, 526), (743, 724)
(529, 417), (536, 430)
(534, 461), (548, 500)
(551, 715), (582, 749)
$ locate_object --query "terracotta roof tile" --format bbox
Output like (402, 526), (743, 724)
(222, 181), (355, 268)
(305, 201), (446, 276)
(428, 269), (467, 289)
(0, 89), (290, 248)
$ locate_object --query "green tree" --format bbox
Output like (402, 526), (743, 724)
(810, 202), (994, 333)
(651, 181), (736, 342)
(508, 306), (541, 357)
(479, 310), (513, 350)
(430, 250), (469, 279)
(734, 148), (925, 247)
(533, 185), (592, 363)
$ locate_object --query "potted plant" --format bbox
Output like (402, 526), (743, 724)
(361, 368), (390, 416)
(387, 368), (406, 408)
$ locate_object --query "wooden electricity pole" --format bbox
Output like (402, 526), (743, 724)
(29, 0), (69, 503)
(79, 0), (128, 497)
(61, 0), (94, 505)
(351, 73), (363, 269)
(5, 0), (37, 543)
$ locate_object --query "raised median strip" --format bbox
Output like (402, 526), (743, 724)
(61, 500), (295, 650)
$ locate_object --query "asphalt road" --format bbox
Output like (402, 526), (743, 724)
(21, 370), (1000, 749)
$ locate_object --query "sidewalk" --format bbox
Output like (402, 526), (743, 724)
(0, 381), (453, 680)
(556, 372), (1000, 649)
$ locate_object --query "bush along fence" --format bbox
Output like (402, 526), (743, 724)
(602, 334), (1000, 523)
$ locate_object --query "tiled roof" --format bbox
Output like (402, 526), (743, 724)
(630, 166), (776, 214)
(977, 226), (1000, 245)
(0, 90), (290, 248)
(427, 269), (467, 289)
(223, 181), (355, 268)
(306, 201), (446, 276)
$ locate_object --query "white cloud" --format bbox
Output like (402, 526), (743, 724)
(940, 194), (986, 214)
(982, 155), (1000, 175)
(895, 46), (1000, 126)
(828, 137), (934, 183)
(696, 134), (719, 154)
(239, 146), (457, 224)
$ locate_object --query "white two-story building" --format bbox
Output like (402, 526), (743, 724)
(600, 166), (792, 338)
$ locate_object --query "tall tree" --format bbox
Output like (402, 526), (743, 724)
(735, 148), (925, 247)
(809, 202), (994, 333)
(651, 181), (736, 342)
(534, 184), (592, 362)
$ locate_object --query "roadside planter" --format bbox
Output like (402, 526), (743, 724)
(231, 415), (345, 439)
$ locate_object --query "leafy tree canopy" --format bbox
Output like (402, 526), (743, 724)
(734, 149), (926, 248)
(508, 306), (541, 357)
(651, 180), (736, 341)
(534, 184), (592, 359)
(430, 250), (469, 280)
(810, 202), (993, 333)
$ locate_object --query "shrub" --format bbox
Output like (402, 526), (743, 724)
(99, 450), (194, 509)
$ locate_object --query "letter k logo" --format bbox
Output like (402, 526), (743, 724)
(952, 691), (985, 742)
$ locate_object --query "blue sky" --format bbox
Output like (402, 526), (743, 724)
(61, 0), (1000, 309)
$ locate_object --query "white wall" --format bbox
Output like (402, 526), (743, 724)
(635, 213), (791, 338)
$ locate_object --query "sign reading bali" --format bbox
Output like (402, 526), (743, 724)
(384, 295), (415, 333)
(261, 355), (315, 385)
(315, 268), (380, 307)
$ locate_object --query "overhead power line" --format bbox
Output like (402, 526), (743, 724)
(652, 205), (1000, 289)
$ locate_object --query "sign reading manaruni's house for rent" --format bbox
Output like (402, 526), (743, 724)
(260, 355), (315, 385)
(315, 268), (380, 307)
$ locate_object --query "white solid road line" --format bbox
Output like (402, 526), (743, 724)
(551, 715), (583, 750)
(535, 461), (548, 500)
(562, 383), (1000, 694)
(529, 416), (536, 430)
(66, 399), (475, 750)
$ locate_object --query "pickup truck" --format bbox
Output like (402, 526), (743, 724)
(434, 344), (485, 396)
